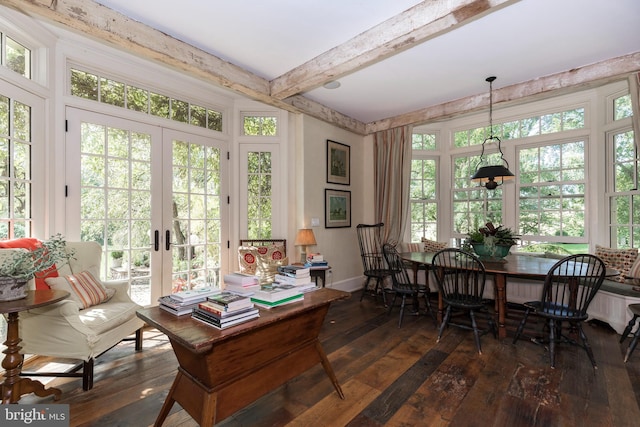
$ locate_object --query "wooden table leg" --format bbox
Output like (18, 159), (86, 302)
(315, 340), (344, 399)
(494, 273), (507, 338)
(1, 312), (61, 404)
(154, 370), (179, 426)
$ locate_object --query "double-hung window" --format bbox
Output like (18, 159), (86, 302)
(518, 140), (587, 241)
(607, 93), (637, 248)
(409, 133), (439, 241)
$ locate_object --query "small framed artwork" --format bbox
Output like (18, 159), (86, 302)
(326, 139), (350, 185)
(325, 189), (351, 228)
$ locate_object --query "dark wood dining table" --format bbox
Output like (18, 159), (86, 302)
(400, 252), (595, 338)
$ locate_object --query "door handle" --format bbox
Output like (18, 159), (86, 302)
(154, 230), (159, 251)
(166, 230), (171, 251)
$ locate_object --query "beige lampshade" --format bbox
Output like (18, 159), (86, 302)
(294, 228), (317, 246)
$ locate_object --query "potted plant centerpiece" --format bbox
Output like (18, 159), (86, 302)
(0, 235), (72, 301)
(463, 222), (519, 260)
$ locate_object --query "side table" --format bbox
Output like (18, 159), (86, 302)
(1, 289), (69, 404)
(309, 266), (331, 287)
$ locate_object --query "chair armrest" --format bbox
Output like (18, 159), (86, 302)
(104, 280), (138, 304)
(26, 299), (80, 318)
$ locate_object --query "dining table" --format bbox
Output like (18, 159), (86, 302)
(400, 252), (609, 339)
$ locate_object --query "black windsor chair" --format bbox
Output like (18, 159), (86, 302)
(356, 223), (393, 304)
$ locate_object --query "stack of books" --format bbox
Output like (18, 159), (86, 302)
(192, 291), (259, 329)
(158, 287), (221, 316)
(304, 253), (329, 267)
(223, 272), (260, 296)
(275, 264), (318, 293)
(250, 283), (303, 309)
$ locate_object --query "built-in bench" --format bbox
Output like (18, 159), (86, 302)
(500, 253), (640, 334)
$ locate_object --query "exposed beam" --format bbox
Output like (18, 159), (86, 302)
(366, 52), (640, 134)
(1, 0), (369, 134)
(270, 0), (519, 100)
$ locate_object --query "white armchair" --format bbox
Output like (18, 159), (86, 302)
(10, 241), (145, 390)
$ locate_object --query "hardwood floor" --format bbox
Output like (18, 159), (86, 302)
(13, 291), (640, 426)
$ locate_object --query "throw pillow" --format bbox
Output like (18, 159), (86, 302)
(46, 270), (115, 309)
(257, 256), (289, 284)
(421, 237), (448, 253)
(595, 245), (639, 283)
(238, 246), (259, 275)
(628, 254), (640, 285)
(0, 237), (59, 290)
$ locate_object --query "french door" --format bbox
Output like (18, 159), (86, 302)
(65, 108), (227, 306)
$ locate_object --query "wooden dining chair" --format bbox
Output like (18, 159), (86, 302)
(512, 254), (606, 368)
(431, 248), (496, 354)
(356, 223), (393, 304)
(382, 243), (435, 327)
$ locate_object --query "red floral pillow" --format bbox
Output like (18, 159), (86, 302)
(595, 245), (639, 283)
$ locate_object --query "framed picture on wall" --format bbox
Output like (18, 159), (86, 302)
(325, 189), (351, 228)
(326, 140), (350, 185)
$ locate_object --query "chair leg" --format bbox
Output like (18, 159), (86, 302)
(469, 310), (482, 354)
(548, 319), (556, 368)
(576, 323), (597, 369)
(360, 277), (372, 301)
(135, 328), (143, 351)
(437, 305), (452, 343)
(512, 309), (530, 344)
(82, 358), (94, 391)
(621, 314), (639, 343)
(625, 326), (640, 363)
(398, 295), (407, 328)
(387, 294), (397, 315)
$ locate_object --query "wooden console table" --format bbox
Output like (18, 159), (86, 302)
(137, 287), (350, 426)
(1, 289), (69, 403)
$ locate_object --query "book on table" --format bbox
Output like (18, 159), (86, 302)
(207, 291), (254, 311)
(192, 307), (260, 329)
(169, 286), (221, 304)
(304, 260), (329, 267)
(198, 301), (257, 318)
(158, 296), (200, 316)
(224, 282), (260, 296)
(223, 272), (260, 286)
(251, 283), (302, 302)
(274, 274), (311, 286)
(277, 265), (310, 277)
(251, 293), (304, 309)
(306, 253), (324, 262)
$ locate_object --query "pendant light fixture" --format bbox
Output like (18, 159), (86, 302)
(470, 76), (514, 190)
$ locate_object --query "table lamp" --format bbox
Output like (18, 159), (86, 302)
(294, 228), (317, 263)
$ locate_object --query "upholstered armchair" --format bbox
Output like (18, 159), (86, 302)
(5, 241), (145, 391)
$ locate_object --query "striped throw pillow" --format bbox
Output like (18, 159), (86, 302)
(46, 271), (114, 309)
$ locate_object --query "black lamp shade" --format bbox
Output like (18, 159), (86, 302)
(470, 165), (515, 188)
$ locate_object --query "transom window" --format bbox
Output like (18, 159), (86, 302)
(242, 114), (277, 136)
(1, 32), (31, 79)
(70, 68), (223, 132)
(454, 107), (584, 148)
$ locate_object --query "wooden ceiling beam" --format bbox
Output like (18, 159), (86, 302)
(366, 52), (640, 134)
(1, 0), (369, 134)
(269, 0), (519, 100)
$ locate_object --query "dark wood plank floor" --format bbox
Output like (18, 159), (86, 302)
(13, 291), (640, 426)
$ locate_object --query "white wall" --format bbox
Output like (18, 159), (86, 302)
(299, 116), (366, 291)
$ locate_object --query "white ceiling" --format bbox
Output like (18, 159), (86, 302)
(94, 0), (639, 125)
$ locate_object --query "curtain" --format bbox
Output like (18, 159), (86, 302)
(629, 72), (640, 153)
(373, 125), (413, 246)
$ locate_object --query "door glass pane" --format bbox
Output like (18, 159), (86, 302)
(171, 139), (222, 293)
(79, 122), (153, 306)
